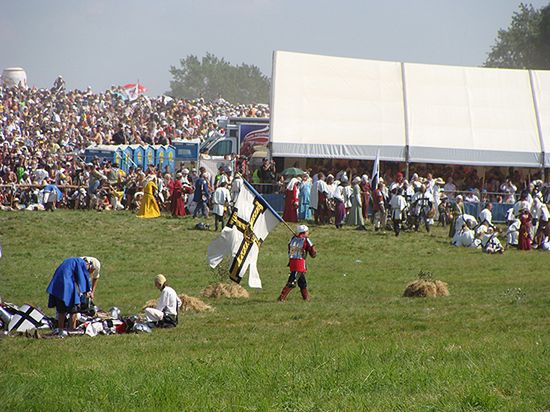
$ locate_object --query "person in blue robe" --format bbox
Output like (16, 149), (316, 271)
(46, 257), (92, 332)
(298, 175), (312, 220)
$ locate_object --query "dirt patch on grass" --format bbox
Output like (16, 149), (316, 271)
(403, 279), (449, 298)
(201, 282), (250, 299)
(142, 294), (214, 313)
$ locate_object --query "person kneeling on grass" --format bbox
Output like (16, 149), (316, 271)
(144, 274), (181, 328)
(278, 225), (317, 302)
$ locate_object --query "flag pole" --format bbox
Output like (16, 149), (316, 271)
(242, 179), (296, 235)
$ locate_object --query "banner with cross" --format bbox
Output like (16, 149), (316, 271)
(208, 180), (285, 288)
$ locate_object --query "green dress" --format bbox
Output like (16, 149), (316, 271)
(347, 184), (364, 226)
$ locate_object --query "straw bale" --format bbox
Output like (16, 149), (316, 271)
(178, 294), (214, 312)
(201, 282), (250, 299)
(403, 279), (449, 298)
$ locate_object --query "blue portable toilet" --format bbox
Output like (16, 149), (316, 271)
(144, 145), (155, 169)
(131, 145), (145, 170)
(84, 145), (119, 164)
(123, 145), (135, 171)
(153, 145), (165, 170)
(165, 145), (176, 174)
(116, 146), (129, 173)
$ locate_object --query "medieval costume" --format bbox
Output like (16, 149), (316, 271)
(298, 176), (312, 220)
(448, 195), (465, 238)
(144, 275), (181, 327)
(316, 177), (330, 224)
(278, 225), (317, 302)
(282, 178), (300, 223)
(212, 183), (231, 231)
(359, 175), (371, 222)
(518, 209), (532, 250)
(347, 177), (365, 229)
(168, 174), (188, 217)
(137, 176), (161, 218)
(46, 257), (92, 332)
(333, 181), (347, 229)
(390, 188), (407, 236)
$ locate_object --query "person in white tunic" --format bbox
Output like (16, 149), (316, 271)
(478, 203), (493, 226)
(230, 173), (243, 206)
(451, 225), (480, 248)
(479, 227), (504, 254)
(505, 208), (520, 248)
(411, 185), (434, 232)
(144, 274), (182, 324)
(389, 187), (407, 236)
(212, 181), (231, 231)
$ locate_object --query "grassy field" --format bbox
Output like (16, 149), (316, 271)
(0, 210), (548, 411)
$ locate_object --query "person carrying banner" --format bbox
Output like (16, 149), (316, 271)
(278, 225), (317, 302)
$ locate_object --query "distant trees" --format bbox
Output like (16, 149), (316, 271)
(168, 53), (270, 103)
(484, 2), (550, 70)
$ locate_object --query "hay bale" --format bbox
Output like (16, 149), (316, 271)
(403, 279), (449, 298)
(434, 280), (450, 297)
(201, 282), (250, 299)
(178, 294), (214, 312)
(141, 295), (213, 313)
(142, 299), (157, 310)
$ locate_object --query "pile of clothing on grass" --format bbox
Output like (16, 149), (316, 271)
(0, 297), (158, 339)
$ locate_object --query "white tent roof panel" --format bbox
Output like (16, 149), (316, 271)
(270, 51), (406, 161)
(405, 63), (542, 167)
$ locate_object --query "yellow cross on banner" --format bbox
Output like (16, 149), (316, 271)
(227, 199), (266, 282)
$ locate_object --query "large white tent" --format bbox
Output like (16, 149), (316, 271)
(270, 51), (550, 168)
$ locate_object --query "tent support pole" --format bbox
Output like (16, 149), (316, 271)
(401, 62), (411, 180)
(529, 70), (545, 180)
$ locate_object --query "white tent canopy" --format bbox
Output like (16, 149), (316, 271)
(270, 51), (550, 168)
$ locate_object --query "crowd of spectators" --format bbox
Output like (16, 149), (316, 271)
(0, 79), (268, 209)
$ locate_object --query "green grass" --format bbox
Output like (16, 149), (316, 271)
(0, 210), (549, 411)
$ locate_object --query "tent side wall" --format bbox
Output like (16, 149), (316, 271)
(531, 70), (550, 168)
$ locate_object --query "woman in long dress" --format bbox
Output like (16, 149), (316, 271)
(518, 208), (532, 250)
(359, 174), (371, 221)
(348, 177), (366, 229)
(298, 175), (312, 220)
(283, 177), (300, 223)
(137, 175), (161, 218)
(168, 173), (187, 217)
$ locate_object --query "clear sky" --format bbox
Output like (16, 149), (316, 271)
(1, 0), (548, 96)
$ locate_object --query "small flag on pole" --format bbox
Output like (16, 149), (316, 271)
(371, 149), (380, 189)
(207, 180), (283, 288)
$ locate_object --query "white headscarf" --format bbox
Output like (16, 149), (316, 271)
(286, 177), (300, 191)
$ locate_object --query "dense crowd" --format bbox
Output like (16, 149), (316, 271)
(280, 169), (550, 252)
(0, 79), (268, 208)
